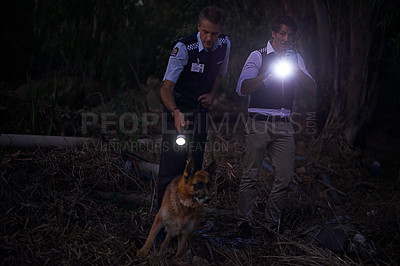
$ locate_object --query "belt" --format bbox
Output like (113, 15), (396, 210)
(249, 113), (290, 123)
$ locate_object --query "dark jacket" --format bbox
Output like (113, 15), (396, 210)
(248, 48), (295, 109)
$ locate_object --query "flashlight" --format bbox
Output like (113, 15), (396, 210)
(271, 49), (297, 79)
(272, 60), (293, 79)
(175, 126), (186, 146)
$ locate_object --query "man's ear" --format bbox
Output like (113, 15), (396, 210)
(205, 161), (217, 177)
(184, 158), (196, 181)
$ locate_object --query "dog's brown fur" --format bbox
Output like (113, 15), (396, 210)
(137, 158), (216, 257)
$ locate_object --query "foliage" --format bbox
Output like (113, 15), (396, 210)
(2, 0), (288, 94)
(1, 0), (399, 143)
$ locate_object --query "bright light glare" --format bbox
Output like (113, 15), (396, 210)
(175, 135), (186, 146)
(273, 60), (293, 79)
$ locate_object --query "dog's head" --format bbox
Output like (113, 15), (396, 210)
(183, 158), (216, 207)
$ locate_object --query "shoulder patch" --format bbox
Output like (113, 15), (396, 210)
(171, 47), (179, 57)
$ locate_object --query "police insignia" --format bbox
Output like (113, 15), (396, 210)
(171, 47), (179, 57)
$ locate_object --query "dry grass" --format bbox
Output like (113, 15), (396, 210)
(1, 130), (399, 265)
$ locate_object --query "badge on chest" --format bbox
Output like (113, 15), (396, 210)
(191, 58), (204, 73)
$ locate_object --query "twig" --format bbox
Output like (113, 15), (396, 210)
(318, 180), (347, 196)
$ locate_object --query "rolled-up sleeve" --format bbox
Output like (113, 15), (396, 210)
(163, 42), (188, 83)
(236, 50), (262, 96)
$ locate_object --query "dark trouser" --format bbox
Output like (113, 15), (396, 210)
(157, 108), (208, 209)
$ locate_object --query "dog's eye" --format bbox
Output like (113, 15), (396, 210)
(194, 183), (203, 190)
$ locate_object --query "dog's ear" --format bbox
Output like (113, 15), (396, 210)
(205, 161), (217, 177)
(184, 158), (196, 180)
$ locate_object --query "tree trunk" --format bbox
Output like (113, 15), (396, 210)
(312, 0), (331, 79)
(319, 0), (379, 146)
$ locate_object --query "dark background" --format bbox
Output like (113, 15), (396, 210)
(0, 0), (399, 174)
(1, 1), (400, 264)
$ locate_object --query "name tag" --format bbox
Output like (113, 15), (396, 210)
(191, 63), (204, 73)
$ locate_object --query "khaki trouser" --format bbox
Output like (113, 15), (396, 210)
(237, 117), (295, 229)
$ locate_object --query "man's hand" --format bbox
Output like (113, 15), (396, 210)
(263, 70), (274, 87)
(173, 109), (186, 132)
(198, 93), (215, 108)
(285, 50), (298, 65)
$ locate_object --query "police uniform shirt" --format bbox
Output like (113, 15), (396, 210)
(163, 32), (231, 83)
(236, 40), (314, 117)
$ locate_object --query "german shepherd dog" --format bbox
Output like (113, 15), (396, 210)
(137, 158), (216, 257)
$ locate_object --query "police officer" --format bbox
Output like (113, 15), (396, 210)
(157, 6), (230, 209)
(236, 15), (316, 238)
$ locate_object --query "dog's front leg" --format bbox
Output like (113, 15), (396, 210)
(175, 232), (190, 257)
(137, 215), (163, 257)
(160, 233), (171, 250)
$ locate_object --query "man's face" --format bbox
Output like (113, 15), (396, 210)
(198, 19), (222, 50)
(271, 24), (295, 53)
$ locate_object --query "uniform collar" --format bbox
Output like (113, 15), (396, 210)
(196, 32), (222, 52)
(266, 40), (276, 54)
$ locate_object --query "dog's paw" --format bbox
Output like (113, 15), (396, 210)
(136, 249), (148, 257)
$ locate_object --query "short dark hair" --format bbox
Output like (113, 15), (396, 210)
(199, 6), (225, 27)
(272, 15), (297, 33)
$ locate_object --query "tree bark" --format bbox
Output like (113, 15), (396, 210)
(318, 0), (380, 146)
(312, 0), (331, 79)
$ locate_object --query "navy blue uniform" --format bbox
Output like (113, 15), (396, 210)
(157, 32), (230, 208)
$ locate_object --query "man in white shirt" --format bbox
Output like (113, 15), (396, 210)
(236, 15), (315, 238)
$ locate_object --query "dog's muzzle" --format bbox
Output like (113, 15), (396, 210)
(194, 196), (210, 207)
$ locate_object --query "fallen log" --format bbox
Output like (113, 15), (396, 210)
(0, 134), (91, 148)
(138, 162), (159, 179)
